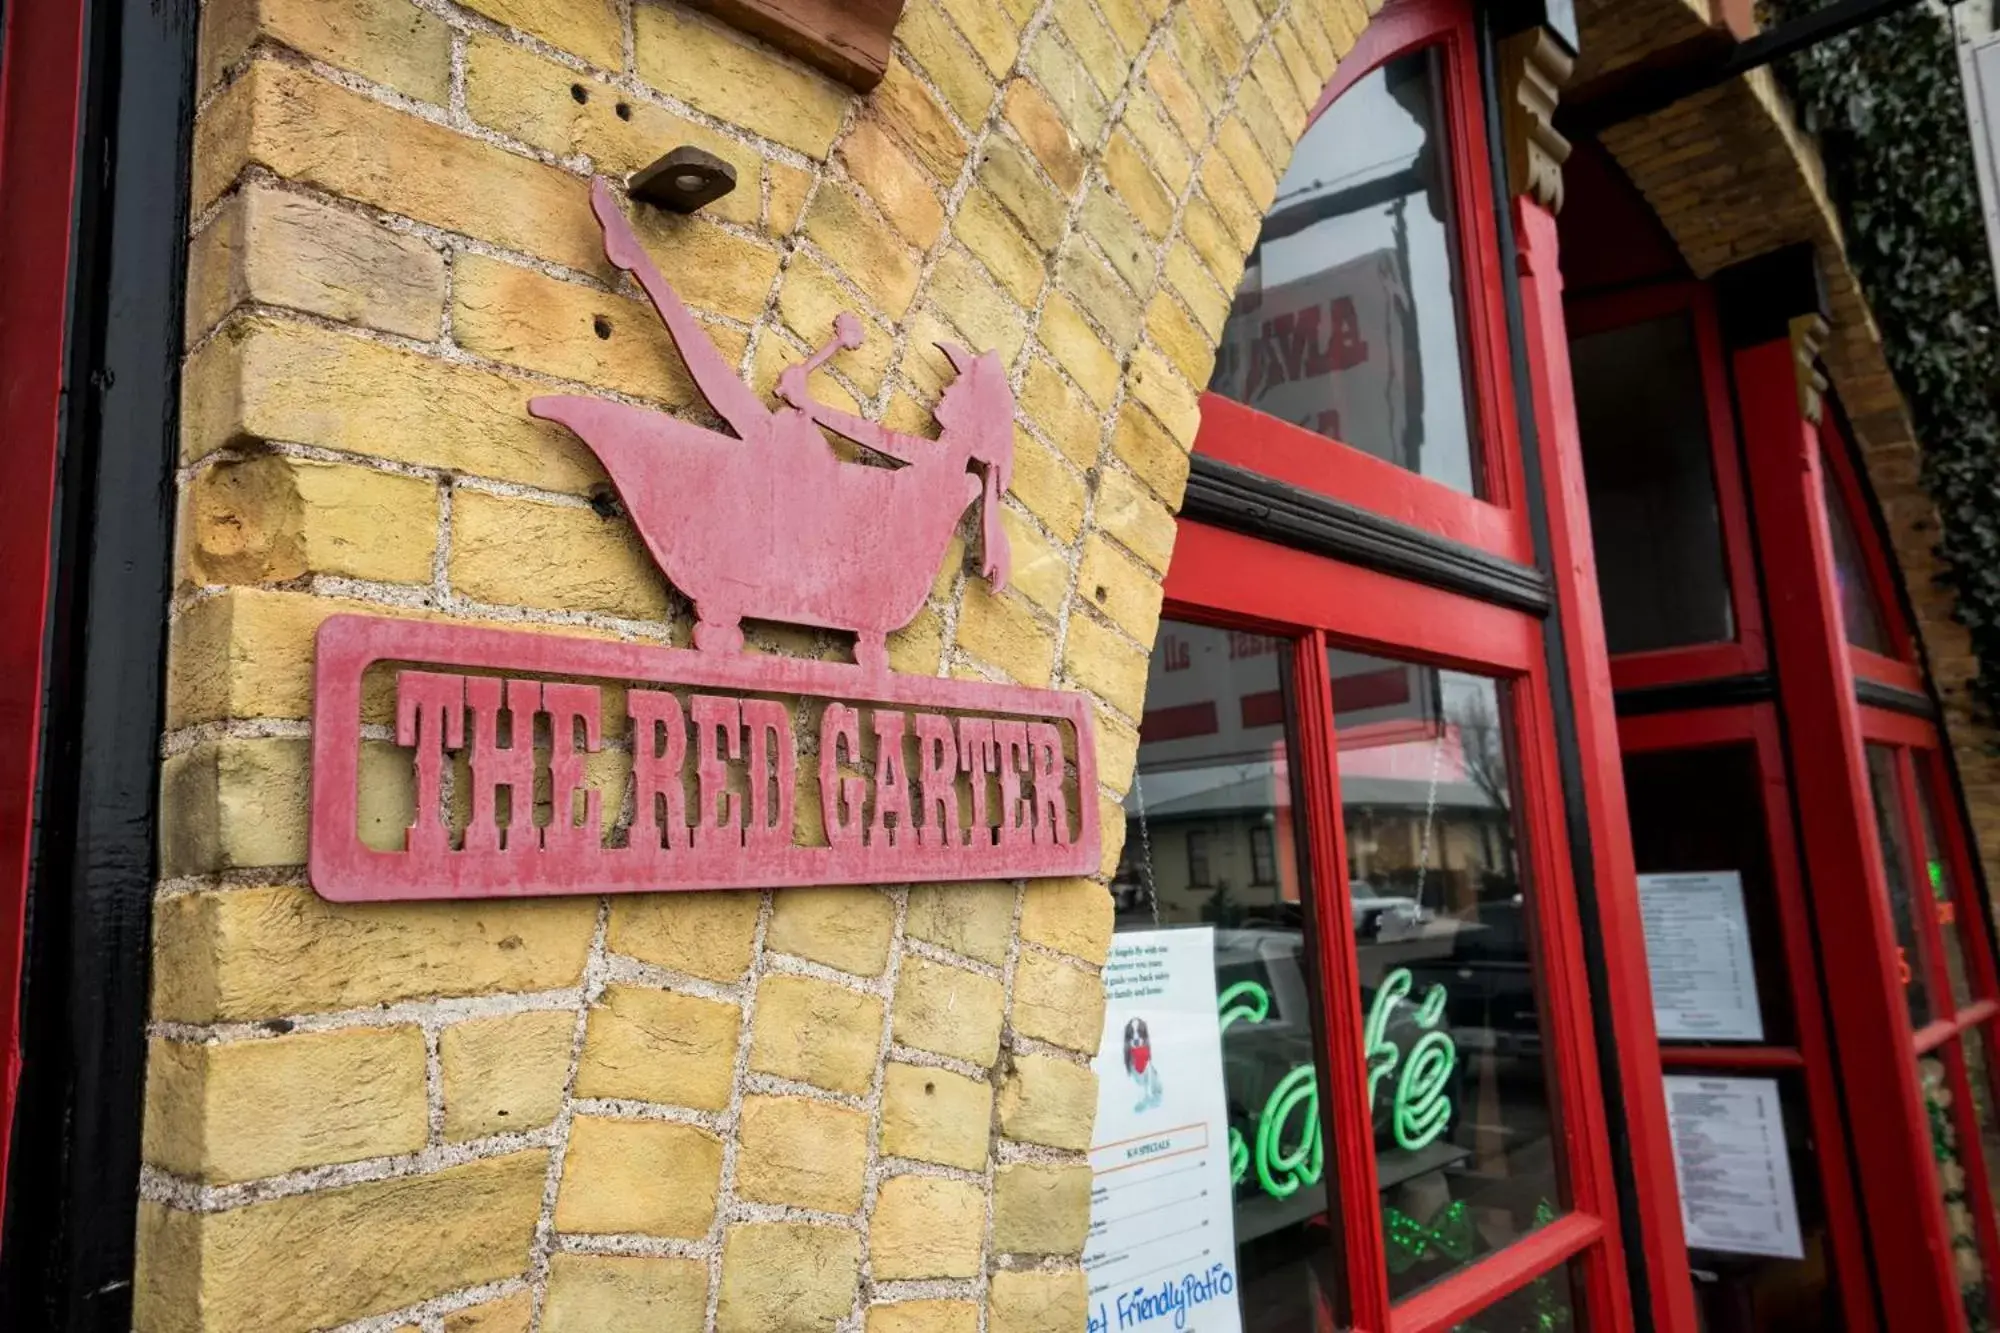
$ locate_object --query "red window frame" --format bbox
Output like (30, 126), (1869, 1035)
(1194, 0), (1533, 567)
(1564, 283), (1768, 688)
(1166, 523), (1634, 1333)
(1617, 704), (1876, 1332)
(0, 0), (88, 1206)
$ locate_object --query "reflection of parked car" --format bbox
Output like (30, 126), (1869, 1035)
(1350, 880), (1432, 940)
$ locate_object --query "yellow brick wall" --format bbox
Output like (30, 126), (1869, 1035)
(142, 0), (1370, 1328)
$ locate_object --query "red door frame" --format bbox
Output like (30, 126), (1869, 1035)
(1735, 335), (1965, 1332)
(1165, 526), (1633, 1333)
(1617, 704), (1879, 1332)
(0, 0), (87, 1203)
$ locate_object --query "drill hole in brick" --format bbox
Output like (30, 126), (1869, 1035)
(593, 315), (613, 339)
(615, 101), (632, 121)
(571, 83), (588, 104)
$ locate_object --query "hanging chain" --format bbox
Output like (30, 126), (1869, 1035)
(1410, 717), (1447, 911)
(1133, 768), (1162, 926)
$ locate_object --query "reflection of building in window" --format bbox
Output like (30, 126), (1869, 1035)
(1250, 825), (1277, 885)
(1187, 829), (1213, 887)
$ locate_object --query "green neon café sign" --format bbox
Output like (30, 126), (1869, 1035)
(1217, 969), (1458, 1201)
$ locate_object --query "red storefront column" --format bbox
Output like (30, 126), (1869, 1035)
(0, 0), (86, 1203)
(1514, 195), (1700, 1333)
(1728, 252), (1962, 1333)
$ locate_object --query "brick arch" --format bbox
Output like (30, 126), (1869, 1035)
(1578, 0), (2000, 889)
(143, 1), (1377, 1328)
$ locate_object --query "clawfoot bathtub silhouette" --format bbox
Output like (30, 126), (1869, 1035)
(529, 178), (1012, 674)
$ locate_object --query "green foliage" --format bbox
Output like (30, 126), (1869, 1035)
(1767, 2), (2000, 713)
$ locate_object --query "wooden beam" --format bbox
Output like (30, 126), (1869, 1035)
(682, 0), (905, 91)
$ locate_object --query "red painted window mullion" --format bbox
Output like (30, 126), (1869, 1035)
(1293, 629), (1392, 1331)
(1657, 1045), (1806, 1071)
(1513, 195), (1680, 1333)
(1748, 707), (1884, 1333)
(1508, 655), (1632, 1331)
(1387, 1211), (1604, 1333)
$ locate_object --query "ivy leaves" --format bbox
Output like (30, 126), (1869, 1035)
(1770, 2), (2000, 711)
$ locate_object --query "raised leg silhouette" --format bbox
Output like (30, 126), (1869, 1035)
(693, 614), (744, 654)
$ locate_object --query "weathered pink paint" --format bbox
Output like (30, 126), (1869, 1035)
(309, 616), (1099, 900)
(308, 177), (1098, 903)
(529, 177), (1012, 674)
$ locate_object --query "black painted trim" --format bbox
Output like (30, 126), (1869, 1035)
(1476, 11), (1657, 1331)
(1615, 673), (1777, 717)
(1182, 455), (1553, 615)
(0, 0), (198, 1326)
(1561, 0), (1922, 137)
(1854, 676), (1939, 719)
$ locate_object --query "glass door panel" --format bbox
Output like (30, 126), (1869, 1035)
(1963, 1030), (2000, 1235)
(1920, 1054), (1994, 1327)
(1672, 1068), (1842, 1333)
(1616, 709), (1871, 1332)
(1866, 742), (1942, 1032)
(1570, 312), (1735, 656)
(1209, 48), (1480, 496)
(1914, 771), (1978, 1011)
(1620, 743), (1795, 1047)
(1822, 465), (1894, 657)
(1119, 619), (1337, 1329)
(1327, 648), (1567, 1301)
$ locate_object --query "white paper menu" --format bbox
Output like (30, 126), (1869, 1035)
(1664, 1075), (1805, 1260)
(1084, 928), (1243, 1333)
(1639, 871), (1765, 1042)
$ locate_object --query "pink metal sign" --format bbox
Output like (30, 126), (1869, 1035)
(308, 178), (1099, 903)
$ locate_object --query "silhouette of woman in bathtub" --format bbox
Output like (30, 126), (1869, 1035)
(531, 178), (1012, 675)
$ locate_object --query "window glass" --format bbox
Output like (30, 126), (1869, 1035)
(1446, 1259), (1581, 1332)
(1620, 744), (1796, 1046)
(1677, 1069), (1843, 1333)
(1570, 313), (1736, 655)
(1914, 766), (1977, 1012)
(1962, 1029), (2000, 1258)
(1822, 461), (1895, 657)
(1920, 1055), (1995, 1329)
(1120, 621), (1335, 1328)
(1867, 744), (1938, 1032)
(1209, 50), (1481, 496)
(1327, 649), (1565, 1299)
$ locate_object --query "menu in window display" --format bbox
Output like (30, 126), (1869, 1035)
(1638, 871), (1765, 1041)
(1664, 1075), (1805, 1260)
(1084, 928), (1244, 1333)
